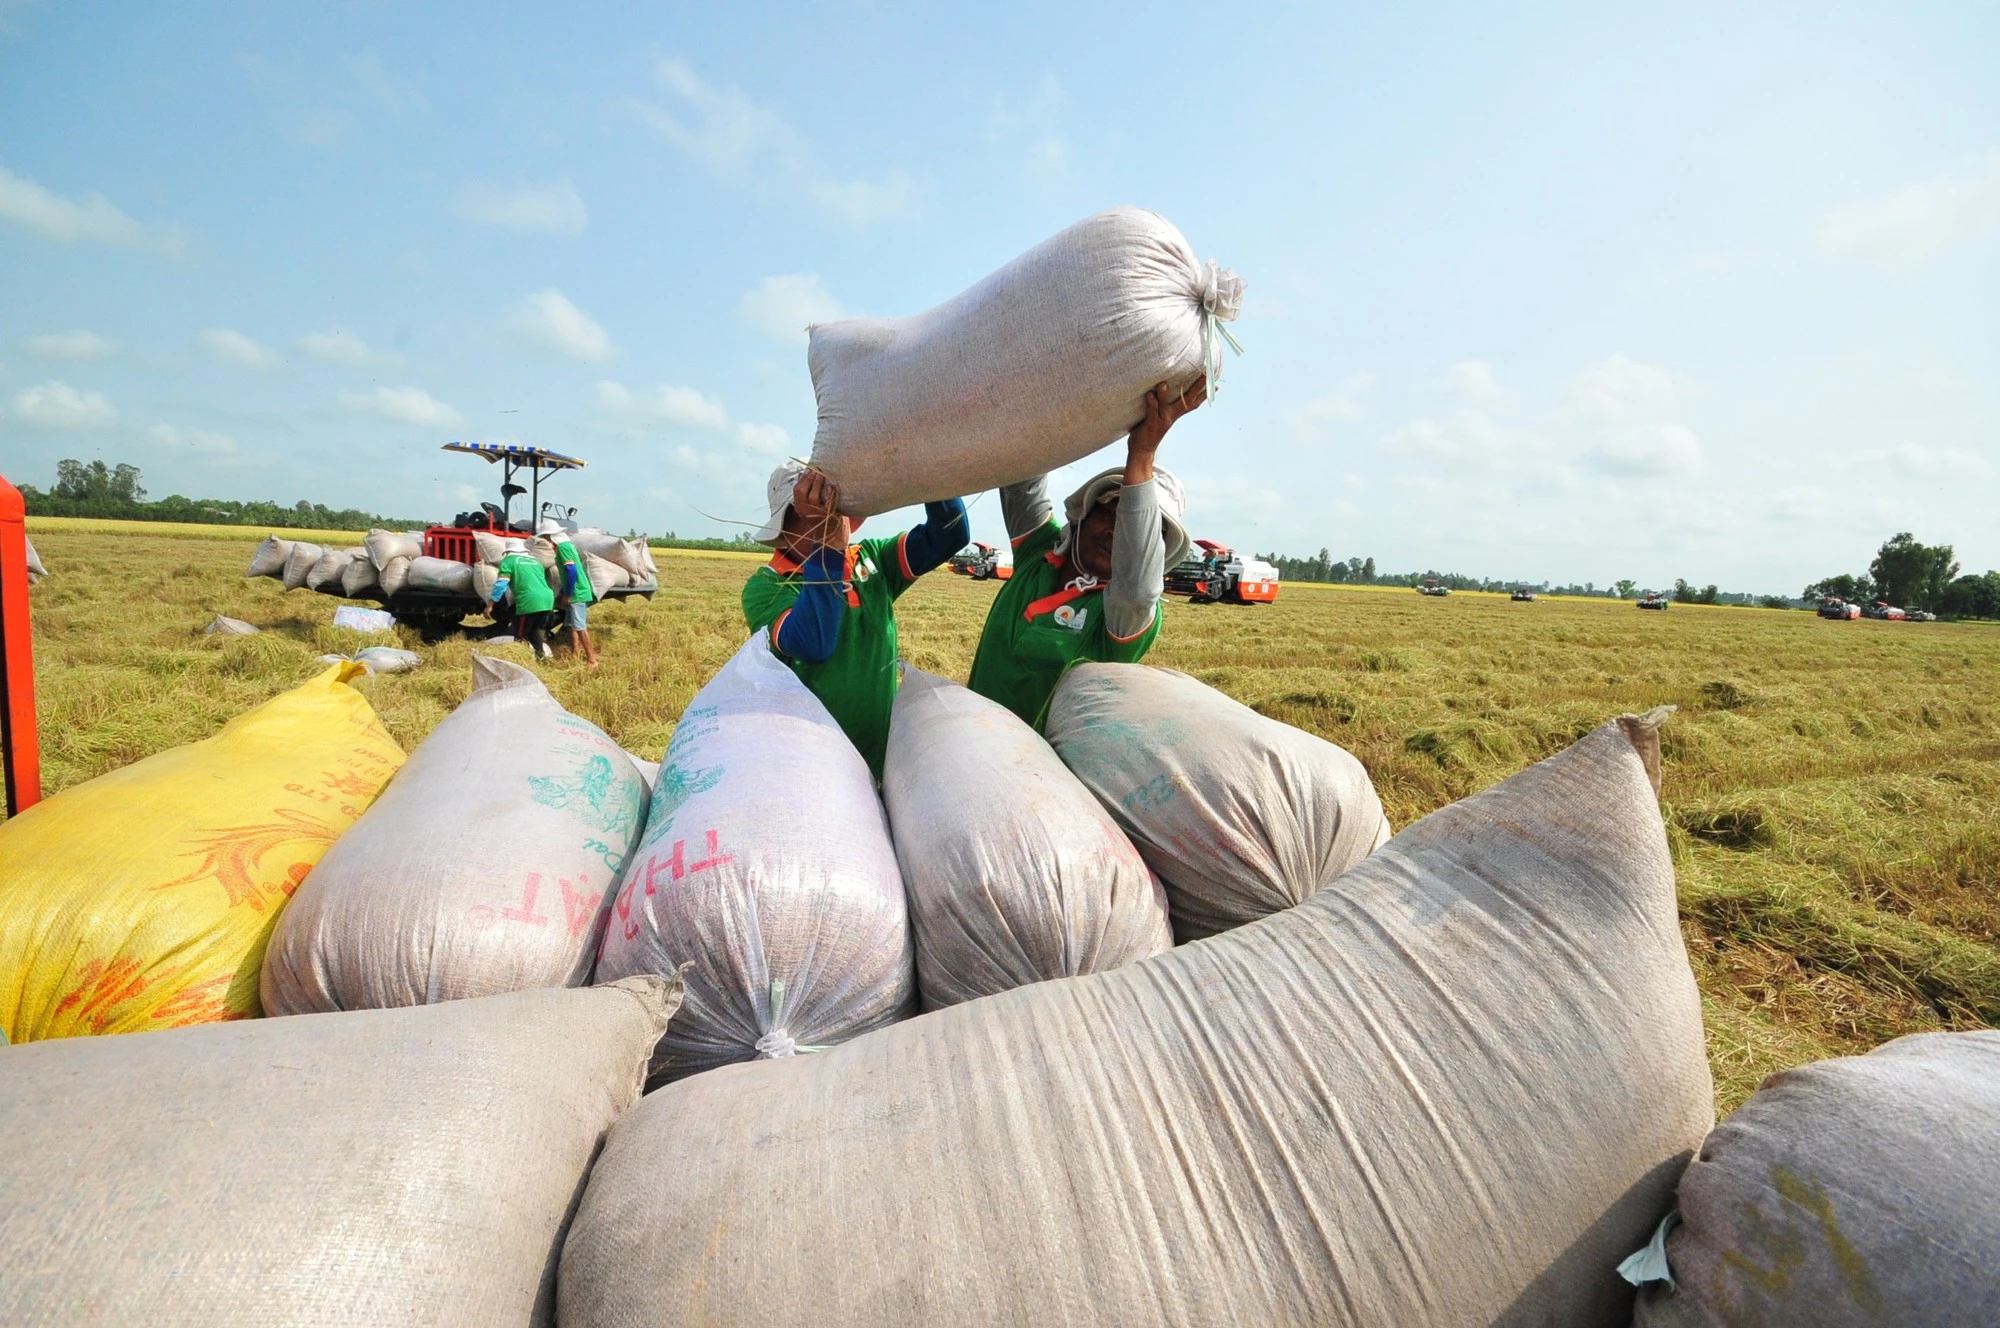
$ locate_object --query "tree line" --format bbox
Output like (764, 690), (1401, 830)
(20, 459), (425, 533)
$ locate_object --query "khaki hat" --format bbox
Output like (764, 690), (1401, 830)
(1063, 467), (1190, 569)
(754, 460), (809, 545)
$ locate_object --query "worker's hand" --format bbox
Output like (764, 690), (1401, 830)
(791, 470), (844, 548)
(1129, 378), (1207, 457)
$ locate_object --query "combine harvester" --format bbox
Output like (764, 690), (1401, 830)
(947, 542), (1012, 581)
(1164, 540), (1279, 605)
(247, 443), (659, 638)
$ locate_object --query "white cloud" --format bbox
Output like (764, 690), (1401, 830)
(630, 57), (796, 176)
(199, 327), (283, 371)
(738, 273), (846, 344)
(1816, 152), (2000, 265)
(1293, 373), (1375, 430)
(628, 56), (915, 227)
(25, 329), (116, 360)
(809, 172), (917, 227)
(346, 51), (426, 115)
(735, 422), (792, 457)
(12, 379), (114, 428)
(1558, 355), (1702, 476)
(507, 290), (612, 362)
(299, 328), (398, 368)
(0, 164), (183, 252)
(455, 178), (587, 236)
(338, 385), (463, 429)
(1447, 360), (1504, 405)
(986, 75), (1070, 184)
(596, 379), (728, 431)
(1840, 443), (1995, 483)
(148, 423), (240, 458)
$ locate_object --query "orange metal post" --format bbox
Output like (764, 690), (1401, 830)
(0, 473), (40, 815)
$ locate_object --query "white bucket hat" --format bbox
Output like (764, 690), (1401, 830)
(754, 460), (809, 545)
(503, 537), (528, 554)
(536, 517), (564, 537)
(1063, 467), (1191, 569)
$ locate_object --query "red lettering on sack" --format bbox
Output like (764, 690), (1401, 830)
(501, 873), (549, 927)
(561, 878), (601, 939)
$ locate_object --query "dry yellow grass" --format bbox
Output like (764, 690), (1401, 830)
(15, 526), (1999, 1107)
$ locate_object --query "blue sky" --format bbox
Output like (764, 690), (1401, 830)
(2, 2), (1996, 594)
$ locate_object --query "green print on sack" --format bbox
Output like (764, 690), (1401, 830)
(531, 753), (646, 843)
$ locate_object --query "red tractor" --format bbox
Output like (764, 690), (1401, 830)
(947, 543), (1012, 581)
(1166, 540), (1280, 604)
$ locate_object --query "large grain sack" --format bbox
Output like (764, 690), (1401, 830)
(378, 552), (412, 597)
(0, 664), (404, 1041)
(1048, 662), (1391, 940)
(808, 206), (1243, 516)
(203, 614), (259, 636)
(1631, 1030), (2000, 1328)
(246, 533), (294, 578)
(25, 535), (47, 583)
(364, 527), (421, 570)
(593, 632), (912, 1081)
(472, 560), (499, 602)
(560, 711), (1711, 1328)
(305, 547), (353, 591)
(279, 539), (324, 590)
(264, 658), (649, 1013)
(407, 554), (475, 594)
(582, 550), (628, 597)
(567, 526), (626, 561)
(0, 977), (676, 1327)
(474, 529), (509, 565)
(340, 553), (381, 596)
(531, 535), (559, 571)
(884, 668), (1170, 1008)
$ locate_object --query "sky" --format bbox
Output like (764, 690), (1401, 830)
(2, 2), (1996, 595)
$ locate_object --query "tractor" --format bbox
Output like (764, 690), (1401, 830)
(1511, 588), (1538, 602)
(1164, 540), (1280, 605)
(1637, 591), (1669, 611)
(1818, 597), (1861, 620)
(948, 542), (1012, 581)
(1417, 578), (1451, 597)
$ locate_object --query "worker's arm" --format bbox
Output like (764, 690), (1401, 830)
(1102, 381), (1204, 641)
(999, 476), (1053, 546)
(771, 471), (847, 665)
(771, 548), (845, 663)
(1103, 479), (1165, 642)
(896, 499), (970, 579)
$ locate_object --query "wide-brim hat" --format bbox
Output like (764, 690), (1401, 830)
(1062, 466), (1190, 569)
(754, 460), (809, 544)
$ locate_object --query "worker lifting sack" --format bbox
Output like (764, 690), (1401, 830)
(559, 712), (1712, 1328)
(808, 207), (1243, 516)
(883, 668), (1171, 1009)
(592, 632), (914, 1082)
(263, 657), (649, 1014)
(1047, 662), (1391, 941)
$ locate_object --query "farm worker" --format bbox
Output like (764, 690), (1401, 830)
(742, 461), (968, 779)
(537, 518), (601, 670)
(494, 538), (557, 661)
(968, 380), (1204, 727)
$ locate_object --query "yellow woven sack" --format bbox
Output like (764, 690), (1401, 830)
(0, 663), (404, 1042)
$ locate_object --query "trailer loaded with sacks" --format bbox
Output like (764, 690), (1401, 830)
(244, 442), (659, 638)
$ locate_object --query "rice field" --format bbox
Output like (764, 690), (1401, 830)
(17, 518), (2000, 1108)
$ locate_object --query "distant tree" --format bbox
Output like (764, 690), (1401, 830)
(1361, 556), (1376, 582)
(1697, 584), (1720, 605)
(1615, 578), (1637, 600)
(1804, 573), (1871, 603)
(1940, 571), (2000, 620)
(1758, 595), (1793, 610)
(1869, 533), (1958, 611)
(1672, 578), (1695, 603)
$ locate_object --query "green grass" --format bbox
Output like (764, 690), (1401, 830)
(17, 526), (2000, 1109)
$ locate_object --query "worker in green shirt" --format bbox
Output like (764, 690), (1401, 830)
(493, 538), (558, 660)
(967, 379), (1203, 728)
(742, 460), (967, 779)
(537, 518), (600, 669)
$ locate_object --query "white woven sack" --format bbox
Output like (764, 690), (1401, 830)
(263, 658), (650, 1013)
(364, 528), (422, 571)
(0, 980), (677, 1327)
(1048, 663), (1392, 940)
(884, 668), (1170, 1008)
(808, 207), (1242, 515)
(592, 632), (913, 1081)
(406, 556), (474, 595)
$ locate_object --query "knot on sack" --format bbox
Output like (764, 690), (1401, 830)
(755, 1027), (798, 1059)
(1195, 260), (1245, 322)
